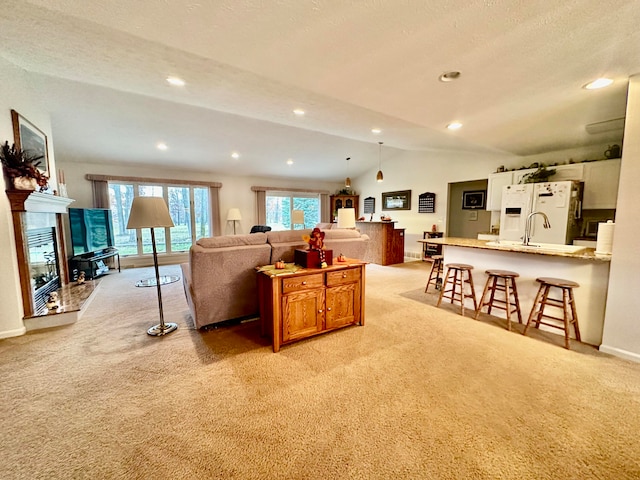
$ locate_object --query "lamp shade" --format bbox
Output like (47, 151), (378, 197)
(127, 196), (174, 229)
(292, 210), (305, 225)
(337, 208), (356, 229)
(227, 208), (242, 221)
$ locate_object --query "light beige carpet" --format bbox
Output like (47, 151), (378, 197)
(1, 261), (639, 479)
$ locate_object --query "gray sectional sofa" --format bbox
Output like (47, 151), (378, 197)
(181, 228), (369, 329)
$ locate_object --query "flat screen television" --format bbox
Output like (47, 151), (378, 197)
(69, 208), (115, 256)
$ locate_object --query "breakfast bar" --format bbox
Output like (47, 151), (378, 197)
(418, 237), (612, 346)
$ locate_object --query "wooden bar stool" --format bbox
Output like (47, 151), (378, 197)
(424, 255), (444, 293)
(436, 263), (477, 317)
(523, 277), (581, 349)
(474, 270), (522, 331)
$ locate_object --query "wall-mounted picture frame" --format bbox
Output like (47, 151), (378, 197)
(462, 190), (486, 210)
(382, 190), (411, 210)
(11, 109), (50, 177)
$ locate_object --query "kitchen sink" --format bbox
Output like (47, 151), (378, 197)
(485, 240), (587, 253)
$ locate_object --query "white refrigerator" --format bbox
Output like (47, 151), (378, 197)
(499, 181), (583, 244)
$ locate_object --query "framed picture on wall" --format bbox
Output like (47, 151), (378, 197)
(11, 109), (50, 177)
(382, 190), (411, 210)
(462, 190), (486, 210)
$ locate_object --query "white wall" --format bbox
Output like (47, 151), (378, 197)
(601, 75), (640, 362)
(57, 156), (342, 235)
(350, 148), (517, 257)
(0, 58), (60, 338)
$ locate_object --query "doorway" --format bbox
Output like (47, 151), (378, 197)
(447, 179), (491, 238)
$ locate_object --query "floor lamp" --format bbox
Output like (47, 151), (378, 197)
(127, 196), (178, 336)
(292, 209), (305, 229)
(227, 208), (242, 234)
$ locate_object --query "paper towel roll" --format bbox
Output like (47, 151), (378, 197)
(595, 221), (615, 254)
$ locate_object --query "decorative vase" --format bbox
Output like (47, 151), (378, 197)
(13, 176), (38, 190)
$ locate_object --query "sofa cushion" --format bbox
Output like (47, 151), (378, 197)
(266, 229), (312, 244)
(196, 232), (267, 248)
(315, 222), (335, 230)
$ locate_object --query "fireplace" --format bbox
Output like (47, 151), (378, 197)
(27, 224), (61, 313)
(6, 191), (74, 318)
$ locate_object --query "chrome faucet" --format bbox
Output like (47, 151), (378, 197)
(523, 211), (551, 246)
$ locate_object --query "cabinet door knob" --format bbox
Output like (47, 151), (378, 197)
(318, 309), (323, 313)
(327, 307), (332, 311)
(342, 273), (347, 278)
(302, 281), (307, 285)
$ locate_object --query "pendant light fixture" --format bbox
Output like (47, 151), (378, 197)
(376, 142), (384, 182)
(345, 157), (351, 188)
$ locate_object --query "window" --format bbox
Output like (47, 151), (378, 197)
(109, 182), (210, 256)
(266, 192), (320, 230)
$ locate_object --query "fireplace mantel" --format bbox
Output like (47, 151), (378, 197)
(6, 190), (74, 213)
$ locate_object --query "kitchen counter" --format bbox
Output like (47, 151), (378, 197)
(417, 237), (611, 346)
(418, 237), (611, 262)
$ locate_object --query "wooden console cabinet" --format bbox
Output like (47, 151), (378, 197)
(257, 260), (366, 352)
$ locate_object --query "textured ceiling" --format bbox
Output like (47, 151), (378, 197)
(1, 0), (637, 181)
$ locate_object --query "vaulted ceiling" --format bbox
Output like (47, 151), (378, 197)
(1, 0), (637, 181)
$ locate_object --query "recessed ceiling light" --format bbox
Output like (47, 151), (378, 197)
(286, 159), (294, 165)
(166, 76), (185, 87)
(231, 152), (240, 159)
(446, 122), (463, 130)
(371, 128), (382, 134)
(157, 142), (168, 150)
(439, 71), (461, 82)
(293, 109), (305, 116)
(583, 78), (613, 90)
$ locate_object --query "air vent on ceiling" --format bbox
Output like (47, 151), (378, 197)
(585, 117), (625, 135)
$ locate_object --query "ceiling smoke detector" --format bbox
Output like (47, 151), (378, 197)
(439, 71), (461, 82)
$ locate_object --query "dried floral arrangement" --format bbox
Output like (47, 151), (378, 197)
(0, 141), (49, 189)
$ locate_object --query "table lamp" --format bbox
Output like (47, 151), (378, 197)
(127, 196), (178, 336)
(337, 208), (356, 229)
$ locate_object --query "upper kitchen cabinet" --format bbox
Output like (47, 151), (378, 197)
(550, 163), (585, 181)
(486, 171), (514, 211)
(486, 159), (621, 211)
(582, 159), (621, 209)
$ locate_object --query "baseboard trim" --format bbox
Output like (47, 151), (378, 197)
(599, 344), (640, 363)
(0, 326), (27, 339)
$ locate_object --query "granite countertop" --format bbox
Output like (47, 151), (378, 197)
(417, 236), (612, 262)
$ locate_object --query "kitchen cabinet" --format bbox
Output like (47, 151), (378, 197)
(487, 160), (618, 212)
(486, 172), (514, 211)
(258, 261), (365, 352)
(330, 195), (359, 222)
(582, 159), (621, 209)
(551, 163), (585, 181)
(513, 168), (535, 185)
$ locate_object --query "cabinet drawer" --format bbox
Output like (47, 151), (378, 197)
(282, 273), (324, 293)
(326, 268), (360, 287)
